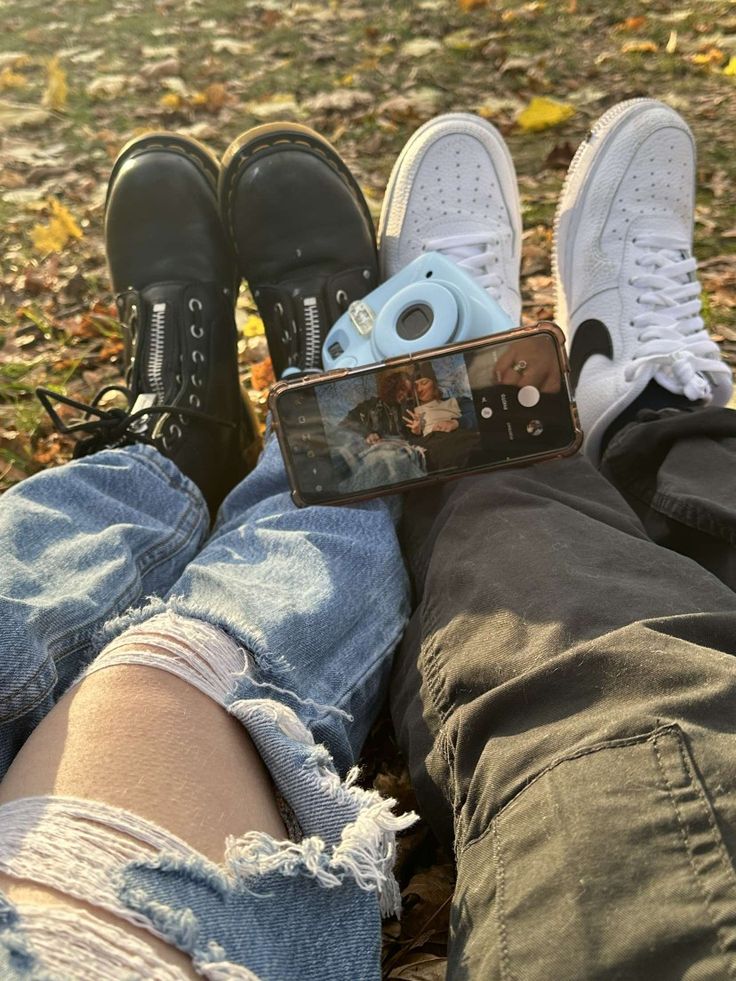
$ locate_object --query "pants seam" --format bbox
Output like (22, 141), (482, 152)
(0, 656), (57, 723)
(491, 818), (516, 981)
(651, 732), (736, 975)
(648, 489), (736, 546)
(611, 474), (736, 547)
(418, 596), (454, 725)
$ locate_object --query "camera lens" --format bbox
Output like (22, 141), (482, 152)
(397, 303), (433, 340)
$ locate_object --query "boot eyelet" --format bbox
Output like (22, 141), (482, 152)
(188, 298), (203, 312)
(191, 373), (203, 388)
(189, 394), (201, 407)
(336, 289), (348, 307)
(190, 323), (204, 339)
(192, 350), (205, 364)
(169, 423), (182, 440)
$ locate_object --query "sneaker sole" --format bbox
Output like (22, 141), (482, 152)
(377, 111), (522, 282)
(552, 97), (678, 332)
(219, 121), (376, 268)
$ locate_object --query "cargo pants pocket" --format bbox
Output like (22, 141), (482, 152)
(451, 724), (736, 981)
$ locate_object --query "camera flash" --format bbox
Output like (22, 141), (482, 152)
(348, 300), (376, 336)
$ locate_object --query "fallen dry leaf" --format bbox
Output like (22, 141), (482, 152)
(30, 198), (83, 255)
(0, 100), (50, 132)
(42, 56), (68, 111)
(140, 58), (181, 80)
(378, 89), (442, 122)
(251, 357), (275, 391)
(305, 89), (373, 113)
(617, 15), (648, 31)
(246, 94), (300, 121)
(87, 74), (129, 99)
(400, 39), (443, 58)
(691, 48), (726, 65)
(517, 96), (575, 132)
(211, 38), (254, 56)
(242, 315), (265, 339)
(0, 67), (26, 91)
(621, 40), (659, 54)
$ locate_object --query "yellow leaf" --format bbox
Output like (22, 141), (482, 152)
(242, 314), (265, 338)
(621, 40), (658, 54)
(724, 56), (736, 76)
(30, 198), (82, 255)
(49, 197), (82, 240)
(30, 218), (68, 254)
(159, 91), (184, 110)
(458, 0), (488, 9)
(0, 67), (26, 91)
(691, 48), (725, 66)
(666, 30), (678, 54)
(517, 96), (575, 132)
(43, 56), (68, 111)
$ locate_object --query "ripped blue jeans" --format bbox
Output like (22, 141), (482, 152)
(0, 435), (413, 979)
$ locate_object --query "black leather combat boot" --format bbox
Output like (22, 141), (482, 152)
(39, 133), (261, 517)
(219, 122), (379, 379)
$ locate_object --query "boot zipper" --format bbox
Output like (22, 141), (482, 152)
(303, 297), (321, 369)
(145, 302), (167, 399)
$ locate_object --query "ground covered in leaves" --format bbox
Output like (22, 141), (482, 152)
(1, 0), (735, 975)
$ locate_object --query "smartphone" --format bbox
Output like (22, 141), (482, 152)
(269, 323), (582, 507)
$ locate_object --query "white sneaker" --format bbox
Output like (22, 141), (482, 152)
(554, 98), (733, 463)
(378, 112), (522, 322)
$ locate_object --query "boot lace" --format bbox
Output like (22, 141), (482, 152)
(423, 231), (504, 301)
(37, 385), (235, 457)
(623, 233), (730, 400)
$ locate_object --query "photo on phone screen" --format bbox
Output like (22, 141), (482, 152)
(273, 329), (579, 506)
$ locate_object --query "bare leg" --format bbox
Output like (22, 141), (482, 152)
(0, 660), (286, 978)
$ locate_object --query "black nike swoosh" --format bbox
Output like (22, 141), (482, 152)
(568, 318), (614, 390)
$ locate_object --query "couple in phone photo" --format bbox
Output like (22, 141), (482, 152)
(332, 357), (481, 491)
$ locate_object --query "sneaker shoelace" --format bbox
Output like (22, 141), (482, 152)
(624, 233), (730, 400)
(423, 231), (504, 301)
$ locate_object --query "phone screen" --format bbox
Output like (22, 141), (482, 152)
(273, 329), (579, 506)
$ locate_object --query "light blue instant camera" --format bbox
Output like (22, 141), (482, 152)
(322, 252), (513, 370)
